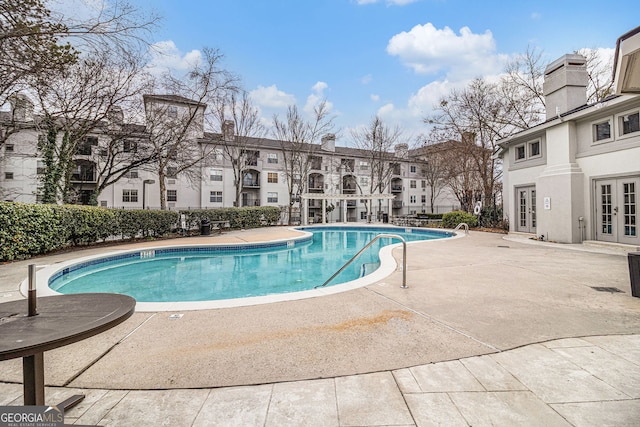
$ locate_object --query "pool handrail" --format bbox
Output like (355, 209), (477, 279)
(315, 233), (407, 289)
(453, 222), (469, 234)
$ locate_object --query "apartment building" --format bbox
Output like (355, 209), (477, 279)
(0, 94), (460, 223)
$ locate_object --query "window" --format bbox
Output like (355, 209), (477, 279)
(100, 200), (107, 207)
(267, 172), (278, 183)
(167, 189), (177, 202)
(37, 160), (45, 175)
(410, 180), (417, 189)
(167, 105), (178, 118)
(209, 191), (222, 203)
(122, 189), (138, 203)
(621, 111), (640, 135)
(5, 172), (14, 180)
(593, 121), (611, 141)
(410, 165), (416, 173)
(359, 177), (369, 186)
(421, 195), (426, 203)
(124, 170), (139, 179)
(78, 136), (97, 155)
(267, 192), (278, 203)
(167, 167), (177, 178)
(529, 140), (541, 158)
(360, 211), (368, 220)
(515, 145), (526, 161)
(421, 180), (426, 189)
(210, 169), (223, 181)
(5, 144), (14, 152)
(267, 153), (278, 164)
(123, 140), (137, 153)
(410, 195), (416, 203)
(359, 161), (369, 170)
(213, 149), (223, 162)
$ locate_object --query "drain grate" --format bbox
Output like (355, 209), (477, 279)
(591, 286), (624, 293)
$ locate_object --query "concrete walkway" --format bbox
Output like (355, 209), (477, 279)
(1, 227), (639, 425)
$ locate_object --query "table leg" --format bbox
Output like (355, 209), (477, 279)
(23, 352), (44, 405)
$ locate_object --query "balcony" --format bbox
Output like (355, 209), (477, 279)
(392, 201), (403, 209)
(391, 185), (403, 193)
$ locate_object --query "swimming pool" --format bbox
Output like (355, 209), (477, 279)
(34, 226), (455, 310)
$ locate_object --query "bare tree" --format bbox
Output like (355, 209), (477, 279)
(144, 47), (238, 209)
(426, 79), (505, 210)
(33, 49), (151, 204)
(272, 101), (335, 225)
(350, 116), (405, 220)
(414, 129), (450, 213)
(0, 0), (157, 113)
(578, 47), (615, 103)
(211, 91), (267, 207)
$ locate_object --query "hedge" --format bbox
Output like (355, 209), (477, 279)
(180, 206), (282, 230)
(442, 210), (479, 229)
(0, 202), (283, 261)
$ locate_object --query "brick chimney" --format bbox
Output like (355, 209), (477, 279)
(543, 54), (588, 121)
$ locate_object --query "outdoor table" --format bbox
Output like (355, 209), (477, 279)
(0, 293), (136, 407)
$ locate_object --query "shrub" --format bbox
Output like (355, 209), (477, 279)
(60, 205), (118, 245)
(442, 210), (478, 229)
(0, 202), (67, 261)
(180, 206), (282, 230)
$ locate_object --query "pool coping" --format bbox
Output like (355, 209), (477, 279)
(22, 225), (463, 312)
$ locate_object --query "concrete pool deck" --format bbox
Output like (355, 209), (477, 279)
(1, 226), (639, 425)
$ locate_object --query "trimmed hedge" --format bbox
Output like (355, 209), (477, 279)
(442, 210), (479, 229)
(0, 203), (283, 261)
(180, 206), (282, 230)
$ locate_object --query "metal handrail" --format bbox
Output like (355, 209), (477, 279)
(453, 222), (469, 234)
(315, 233), (407, 289)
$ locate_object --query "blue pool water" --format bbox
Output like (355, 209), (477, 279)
(49, 227), (451, 302)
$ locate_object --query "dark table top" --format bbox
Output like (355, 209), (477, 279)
(0, 293), (136, 360)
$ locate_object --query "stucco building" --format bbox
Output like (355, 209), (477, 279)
(497, 53), (640, 245)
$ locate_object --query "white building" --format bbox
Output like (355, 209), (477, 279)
(497, 53), (640, 245)
(0, 94), (460, 223)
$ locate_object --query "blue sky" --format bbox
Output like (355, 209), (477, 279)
(66, 0), (639, 145)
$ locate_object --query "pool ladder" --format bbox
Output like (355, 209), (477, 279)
(453, 222), (469, 234)
(315, 234), (407, 289)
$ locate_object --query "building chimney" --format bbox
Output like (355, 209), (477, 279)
(321, 133), (336, 152)
(107, 106), (124, 130)
(222, 120), (235, 141)
(543, 54), (588, 121)
(394, 143), (408, 159)
(9, 94), (34, 122)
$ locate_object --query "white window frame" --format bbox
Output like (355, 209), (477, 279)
(122, 189), (138, 203)
(515, 144), (526, 162)
(410, 195), (416, 203)
(267, 172), (278, 183)
(267, 153), (278, 164)
(617, 108), (640, 140)
(410, 165), (416, 173)
(410, 180), (416, 189)
(528, 140), (541, 159)
(167, 189), (177, 202)
(267, 192), (278, 203)
(210, 169), (223, 181)
(209, 191), (222, 203)
(591, 117), (613, 144)
(124, 170), (139, 179)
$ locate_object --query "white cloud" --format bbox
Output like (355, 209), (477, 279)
(304, 81), (333, 114)
(370, 94), (380, 102)
(387, 23), (507, 80)
(146, 40), (202, 75)
(361, 74), (373, 84)
(250, 84), (296, 108)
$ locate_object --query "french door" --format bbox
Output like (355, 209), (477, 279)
(596, 177), (639, 244)
(516, 186), (536, 233)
